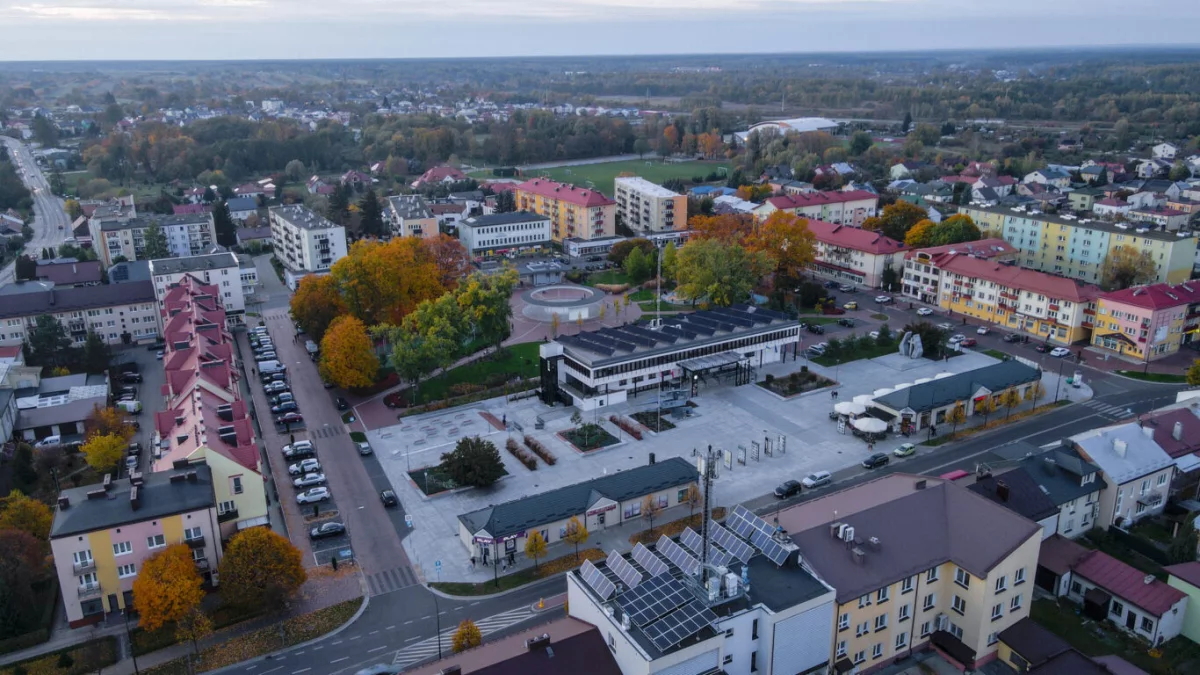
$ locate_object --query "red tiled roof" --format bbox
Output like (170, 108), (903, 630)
(0, 345), (22, 359)
(806, 219), (906, 255)
(1100, 282), (1200, 311)
(938, 255), (1102, 303)
(173, 203), (210, 216)
(764, 189), (877, 210)
(1073, 550), (1186, 616)
(904, 238), (1016, 261)
(1140, 407), (1200, 458)
(940, 175), (976, 184)
(1165, 561), (1200, 589)
(417, 166), (466, 184)
(429, 203), (466, 215)
(516, 179), (615, 207)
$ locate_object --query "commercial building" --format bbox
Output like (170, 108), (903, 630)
(1091, 283), (1200, 362)
(50, 464), (224, 627)
(753, 190), (878, 227)
(1068, 422), (1175, 529)
(869, 360), (1043, 434)
(267, 205), (348, 290)
(0, 282), (159, 346)
(959, 203), (1198, 285)
(385, 194), (439, 239)
(901, 238), (1019, 304)
(458, 211), (551, 258)
(926, 254), (1102, 345)
(805, 220), (905, 289)
(458, 458), (697, 563)
(401, 617), (621, 675)
(742, 117), (839, 137)
(777, 474), (1042, 673)
(568, 504), (836, 675)
(151, 275), (269, 537)
(150, 253), (248, 327)
(540, 306), (798, 411)
(515, 179), (616, 243)
(613, 177), (686, 234)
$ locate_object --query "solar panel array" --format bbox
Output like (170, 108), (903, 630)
(679, 527), (704, 556)
(632, 543), (669, 578)
(707, 545), (732, 568)
(616, 574), (692, 627)
(656, 535), (699, 575)
(728, 505), (791, 567)
(710, 523), (754, 563)
(580, 559), (616, 600)
(751, 528), (791, 566)
(643, 601), (719, 651)
(607, 551), (644, 590)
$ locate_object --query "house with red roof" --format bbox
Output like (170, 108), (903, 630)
(1092, 282), (1200, 362)
(412, 165), (466, 188)
(1093, 197), (1132, 218)
(804, 220), (905, 288)
(514, 179), (616, 242)
(151, 275), (268, 538)
(232, 183), (266, 199)
(1064, 549), (1187, 645)
(753, 189), (878, 227)
(934, 254), (1102, 345)
(172, 203), (211, 216)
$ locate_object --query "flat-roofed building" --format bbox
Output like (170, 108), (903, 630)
(458, 211), (551, 258)
(614, 177), (686, 234)
(267, 205), (347, 290)
(385, 194), (439, 239)
(150, 253), (247, 327)
(754, 190), (878, 227)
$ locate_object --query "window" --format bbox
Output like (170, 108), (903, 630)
(853, 650), (866, 665)
(1014, 567), (1026, 585)
(607, 633), (614, 651)
(1141, 479), (1150, 495)
(623, 502), (640, 518)
(1140, 617), (1154, 633)
(218, 500), (236, 515)
(991, 603), (1004, 620)
(724, 628), (734, 638)
(994, 575), (1007, 593)
(926, 567), (940, 583)
(952, 595), (966, 615)
(1158, 473), (1168, 486)
(949, 623), (964, 640)
(987, 632), (999, 646)
(836, 640), (847, 658)
(877, 586), (890, 603)
(1110, 600), (1124, 617)
(872, 643), (883, 659)
(923, 593), (937, 611)
(117, 564), (136, 578)
(920, 621), (932, 637)
(750, 652), (758, 672)
(1007, 594), (1021, 612)
(146, 534), (165, 549)
(723, 655), (732, 666)
(113, 541), (132, 556)
(232, 476), (243, 495)
(874, 614), (888, 632)
(898, 603), (911, 622)
(184, 527), (202, 541)
(859, 594), (872, 608)
(954, 567), (970, 589)
(895, 632), (908, 650)
(856, 621), (869, 638)
(1071, 581), (1082, 595)
(901, 576), (914, 593)
(838, 613), (850, 631)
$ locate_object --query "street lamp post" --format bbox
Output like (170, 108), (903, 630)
(123, 609), (140, 675)
(432, 591), (443, 659)
(1053, 357), (1067, 404)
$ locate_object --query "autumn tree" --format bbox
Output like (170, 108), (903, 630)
(290, 274), (347, 342)
(641, 495), (663, 537)
(1101, 245), (1157, 290)
(660, 242), (678, 281)
(331, 238), (445, 326)
(1188, 360), (1200, 387)
(0, 491), (53, 541)
(1025, 381), (1046, 411)
(218, 528), (307, 612)
(675, 239), (772, 307)
(948, 404), (967, 438)
(687, 213), (755, 244)
(747, 210), (817, 287)
(318, 315), (379, 389)
(862, 200), (928, 242)
(904, 219), (939, 248)
(423, 234), (470, 290)
(133, 544), (205, 632)
(0, 529), (48, 636)
(524, 531), (548, 571)
(608, 238), (655, 266)
(86, 405), (134, 442)
(1003, 388), (1023, 420)
(456, 269), (517, 355)
(175, 606), (213, 666)
(976, 395), (997, 426)
(440, 436), (506, 489)
(452, 619), (482, 653)
(82, 433), (125, 474)
(563, 516), (589, 562)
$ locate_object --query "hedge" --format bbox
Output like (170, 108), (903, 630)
(0, 636), (117, 675)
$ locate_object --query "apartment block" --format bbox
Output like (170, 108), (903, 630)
(1070, 423), (1175, 529)
(959, 203), (1198, 285)
(901, 239), (1020, 304)
(515, 179), (616, 243)
(267, 205), (348, 290)
(613, 176), (685, 234)
(0, 283), (159, 346)
(753, 190), (878, 227)
(1092, 283), (1200, 362)
(50, 464), (223, 627)
(88, 201), (217, 268)
(150, 253), (248, 327)
(806, 220), (906, 288)
(385, 194), (439, 239)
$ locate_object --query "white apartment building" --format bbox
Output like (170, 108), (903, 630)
(0, 283), (159, 346)
(1070, 423), (1175, 529)
(89, 209), (217, 268)
(149, 253), (247, 326)
(458, 211), (551, 258)
(613, 177), (686, 234)
(267, 205), (348, 290)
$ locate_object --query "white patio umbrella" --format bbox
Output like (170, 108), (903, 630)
(852, 417), (888, 433)
(914, 377), (933, 385)
(835, 401), (867, 416)
(853, 394), (874, 406)
(893, 382), (913, 390)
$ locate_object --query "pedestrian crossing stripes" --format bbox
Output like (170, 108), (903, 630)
(309, 426), (345, 439)
(391, 606), (539, 668)
(1081, 399), (1135, 419)
(366, 566), (418, 596)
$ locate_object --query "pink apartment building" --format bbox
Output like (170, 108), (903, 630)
(1092, 283), (1200, 362)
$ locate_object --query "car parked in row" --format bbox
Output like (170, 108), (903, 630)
(293, 472), (327, 488)
(801, 470), (832, 489)
(277, 412), (304, 425)
(917, 307), (934, 316)
(310, 522), (346, 540)
(296, 487), (330, 504)
(774, 480), (802, 499)
(862, 453), (890, 469)
(264, 381), (289, 394)
(271, 401), (299, 414)
(288, 458), (321, 476)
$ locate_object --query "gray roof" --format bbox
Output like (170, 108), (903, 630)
(461, 211), (549, 229)
(51, 464), (217, 538)
(968, 469), (1060, 522)
(109, 260), (152, 284)
(791, 481), (1041, 603)
(962, 203), (1193, 243)
(873, 361), (1040, 415)
(100, 213), (209, 232)
(16, 396), (107, 431)
(387, 195), (434, 220)
(1070, 421), (1174, 485)
(224, 197), (258, 213)
(1017, 447), (1106, 506)
(149, 252), (239, 276)
(269, 205), (340, 230)
(458, 458), (698, 539)
(0, 281), (156, 320)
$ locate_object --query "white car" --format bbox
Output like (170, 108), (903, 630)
(917, 307), (934, 316)
(874, 295), (892, 303)
(977, 326), (989, 335)
(948, 334), (967, 344)
(1050, 347), (1071, 358)
(800, 471), (832, 489)
(869, 331), (880, 339)
(283, 440), (314, 454)
(288, 458), (321, 476)
(296, 487), (330, 504)
(293, 472), (327, 488)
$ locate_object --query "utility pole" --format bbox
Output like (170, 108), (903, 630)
(697, 445), (721, 586)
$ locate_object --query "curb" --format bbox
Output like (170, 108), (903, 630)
(425, 575), (565, 602)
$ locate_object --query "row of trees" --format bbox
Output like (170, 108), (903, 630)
(0, 147), (32, 214)
(22, 316), (112, 375)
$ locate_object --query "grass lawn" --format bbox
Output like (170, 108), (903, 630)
(1116, 370), (1187, 383)
(631, 410), (677, 432)
(471, 159), (730, 196)
(627, 289), (655, 302)
(983, 349), (1009, 360)
(811, 342), (897, 366)
(562, 424), (620, 451)
(415, 342), (540, 404)
(1031, 598), (1200, 674)
(583, 269), (630, 287)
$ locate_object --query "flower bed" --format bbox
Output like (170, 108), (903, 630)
(630, 411), (676, 432)
(506, 438), (538, 471)
(759, 369), (835, 397)
(609, 415), (643, 440)
(408, 465), (459, 496)
(523, 435), (557, 465)
(561, 424), (619, 452)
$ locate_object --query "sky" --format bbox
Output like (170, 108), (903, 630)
(1, 0), (1199, 61)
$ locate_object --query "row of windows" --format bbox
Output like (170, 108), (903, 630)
(572, 328), (798, 380)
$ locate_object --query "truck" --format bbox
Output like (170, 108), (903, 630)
(116, 400), (142, 414)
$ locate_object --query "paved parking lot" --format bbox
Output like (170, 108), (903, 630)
(110, 344), (167, 477)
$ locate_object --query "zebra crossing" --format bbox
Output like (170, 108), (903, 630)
(310, 425), (345, 439)
(366, 565), (418, 596)
(391, 605), (539, 668)
(1080, 399), (1135, 420)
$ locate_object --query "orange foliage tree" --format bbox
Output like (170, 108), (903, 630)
(686, 213), (756, 244)
(85, 405), (134, 443)
(318, 315), (380, 389)
(698, 131), (723, 159)
(423, 234), (470, 290)
(133, 544), (205, 632)
(290, 274), (347, 342)
(903, 219), (939, 248)
(746, 210), (817, 285)
(218, 528), (307, 611)
(0, 490), (53, 541)
(332, 238), (446, 327)
(862, 200), (928, 242)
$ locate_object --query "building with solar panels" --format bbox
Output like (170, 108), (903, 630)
(539, 305), (800, 411)
(567, 504), (836, 675)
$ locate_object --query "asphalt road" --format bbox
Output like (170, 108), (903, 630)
(0, 137), (72, 285)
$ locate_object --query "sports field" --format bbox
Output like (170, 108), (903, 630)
(473, 159), (730, 196)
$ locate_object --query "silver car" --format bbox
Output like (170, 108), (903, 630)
(296, 487), (330, 504)
(293, 472), (327, 488)
(288, 458), (321, 476)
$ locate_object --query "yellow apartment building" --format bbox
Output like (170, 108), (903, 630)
(515, 178), (616, 243)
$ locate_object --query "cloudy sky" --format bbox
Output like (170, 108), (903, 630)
(0, 0), (1198, 61)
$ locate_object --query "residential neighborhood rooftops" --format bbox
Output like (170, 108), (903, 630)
(387, 194), (434, 220)
(904, 237), (1017, 261)
(148, 252), (239, 276)
(33, 260), (102, 285)
(963, 203), (1195, 242)
(967, 469), (1060, 523)
(805, 219), (905, 255)
(614, 175), (682, 198)
(1016, 447), (1106, 506)
(50, 464), (216, 539)
(1073, 549), (1186, 616)
(0, 281), (156, 320)
(224, 196), (258, 213)
(515, 179), (616, 207)
(461, 211), (548, 228)
(762, 189), (877, 211)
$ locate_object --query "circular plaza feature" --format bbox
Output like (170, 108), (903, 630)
(520, 284), (607, 323)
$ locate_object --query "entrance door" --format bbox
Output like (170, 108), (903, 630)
(1126, 610), (1136, 630)
(107, 594), (119, 614)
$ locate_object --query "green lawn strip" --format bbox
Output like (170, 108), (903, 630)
(627, 289), (654, 302)
(1116, 370), (1187, 383)
(415, 342), (540, 404)
(1030, 599), (1200, 674)
(800, 317), (839, 325)
(983, 349), (1008, 360)
(810, 342), (897, 366)
(349, 431), (367, 443)
(870, 313), (889, 321)
(583, 269), (630, 287)
(132, 603), (266, 655)
(1, 636), (118, 675)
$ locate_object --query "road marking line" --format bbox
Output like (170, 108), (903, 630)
(293, 669), (311, 674)
(349, 635), (361, 640)
(331, 640), (343, 645)
(370, 630), (379, 635)
(405, 636), (420, 642)
(386, 625), (396, 630)
(368, 645), (388, 652)
(404, 620), (413, 625)
(454, 606), (463, 610)
(329, 657), (348, 664)
(421, 615), (431, 620)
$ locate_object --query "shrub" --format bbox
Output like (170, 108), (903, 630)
(449, 382), (485, 396)
(505, 438), (538, 471)
(609, 415), (644, 440)
(765, 373), (775, 383)
(523, 435), (557, 465)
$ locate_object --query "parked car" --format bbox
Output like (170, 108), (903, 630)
(800, 471), (832, 489)
(837, 318), (856, 327)
(283, 445), (315, 461)
(774, 480), (802, 499)
(380, 490), (399, 507)
(839, 284), (855, 293)
(293, 472), (327, 488)
(356, 441), (374, 456)
(271, 401), (299, 414)
(874, 295), (892, 303)
(868, 331), (880, 340)
(1050, 347), (1071, 357)
(976, 326), (989, 335)
(335, 397), (349, 410)
(272, 393), (295, 405)
(916, 307), (934, 316)
(283, 440), (314, 454)
(277, 412), (304, 425)
(310, 522), (346, 540)
(937, 323), (955, 331)
(34, 435), (61, 448)
(824, 280), (840, 289)
(288, 458), (321, 476)
(948, 334), (966, 344)
(258, 351), (277, 361)
(262, 372), (287, 384)
(1003, 333), (1026, 343)
(1034, 343), (1049, 353)
(120, 373), (143, 384)
(807, 323), (825, 334)
(959, 338), (977, 348)
(843, 301), (858, 310)
(862, 453), (890, 469)
(155, 351), (164, 360)
(264, 381), (289, 394)
(893, 443), (916, 457)
(296, 487), (330, 504)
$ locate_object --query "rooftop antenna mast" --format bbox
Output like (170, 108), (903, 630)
(697, 444), (721, 584)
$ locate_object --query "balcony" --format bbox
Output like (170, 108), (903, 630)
(217, 507), (239, 523)
(185, 535), (205, 549)
(1084, 308), (1096, 316)
(1082, 321), (1094, 329)
(1048, 304), (1060, 312)
(194, 558), (210, 572)
(78, 583), (102, 600)
(72, 559), (96, 573)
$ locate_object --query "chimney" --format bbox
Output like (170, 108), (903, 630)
(86, 488), (107, 500)
(130, 485), (140, 511)
(186, 471), (198, 482)
(915, 479), (927, 490)
(58, 496), (70, 509)
(1113, 438), (1127, 457)
(996, 480), (1010, 502)
(1174, 421), (1183, 441)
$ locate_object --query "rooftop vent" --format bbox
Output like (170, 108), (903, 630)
(130, 485), (140, 510)
(58, 496), (70, 510)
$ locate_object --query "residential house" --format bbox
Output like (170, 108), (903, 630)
(613, 176), (686, 234)
(515, 179), (616, 243)
(224, 197), (259, 223)
(1165, 562), (1200, 644)
(1068, 187), (1104, 213)
(1064, 550), (1187, 645)
(1093, 198), (1132, 218)
(1137, 401), (1200, 501)
(429, 202), (468, 231)
(1069, 422), (1175, 529)
(897, 181), (956, 206)
(901, 238), (1019, 305)
(1080, 165), (1109, 185)
(267, 205), (348, 289)
(870, 360), (1042, 434)
(340, 170), (372, 191)
(1091, 282), (1200, 362)
(1127, 191), (1165, 210)
(1015, 446), (1106, 539)
(1023, 169), (1071, 189)
(1136, 159), (1171, 179)
(1129, 207), (1189, 231)
(996, 617), (1148, 675)
(753, 190), (878, 227)
(305, 175), (330, 194)
(967, 469), (1060, 539)
(385, 195), (439, 239)
(972, 176), (1017, 197)
(412, 165), (466, 188)
(1153, 143), (1179, 161)
(232, 183), (265, 200)
(889, 161), (927, 181)
(805, 220), (905, 288)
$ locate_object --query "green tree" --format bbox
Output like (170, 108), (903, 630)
(494, 190), (516, 213)
(1101, 245), (1157, 290)
(863, 200), (928, 242)
(849, 130), (873, 156)
(284, 159), (306, 182)
(625, 246), (652, 284)
(358, 188), (385, 237)
(141, 221), (170, 259)
(1168, 527), (1198, 564)
(660, 242), (678, 281)
(81, 332), (112, 375)
(1188, 360), (1200, 387)
(212, 200), (237, 247)
(26, 314), (73, 370)
(455, 269), (517, 356)
(9, 443), (37, 495)
(675, 240), (771, 307)
(633, 138), (651, 158)
(31, 114), (58, 147)
(440, 436), (506, 489)
(901, 321), (948, 360)
(1169, 161), (1191, 182)
(328, 184), (351, 224)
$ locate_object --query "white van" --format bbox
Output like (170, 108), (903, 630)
(34, 435), (61, 448)
(257, 360), (286, 374)
(116, 400), (142, 414)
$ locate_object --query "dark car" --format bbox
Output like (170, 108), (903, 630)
(1034, 343), (1049, 353)
(276, 412), (304, 425)
(271, 401), (299, 414)
(146, 341), (165, 352)
(309, 522), (346, 540)
(774, 480), (802, 499)
(837, 318), (856, 328)
(261, 372), (287, 384)
(282, 445), (315, 461)
(380, 490), (398, 507)
(824, 280), (839, 289)
(120, 373), (143, 384)
(1002, 333), (1020, 343)
(335, 397), (349, 410)
(807, 323), (825, 334)
(862, 453), (890, 470)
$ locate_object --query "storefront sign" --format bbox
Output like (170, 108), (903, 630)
(473, 531), (525, 545)
(587, 503), (617, 516)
